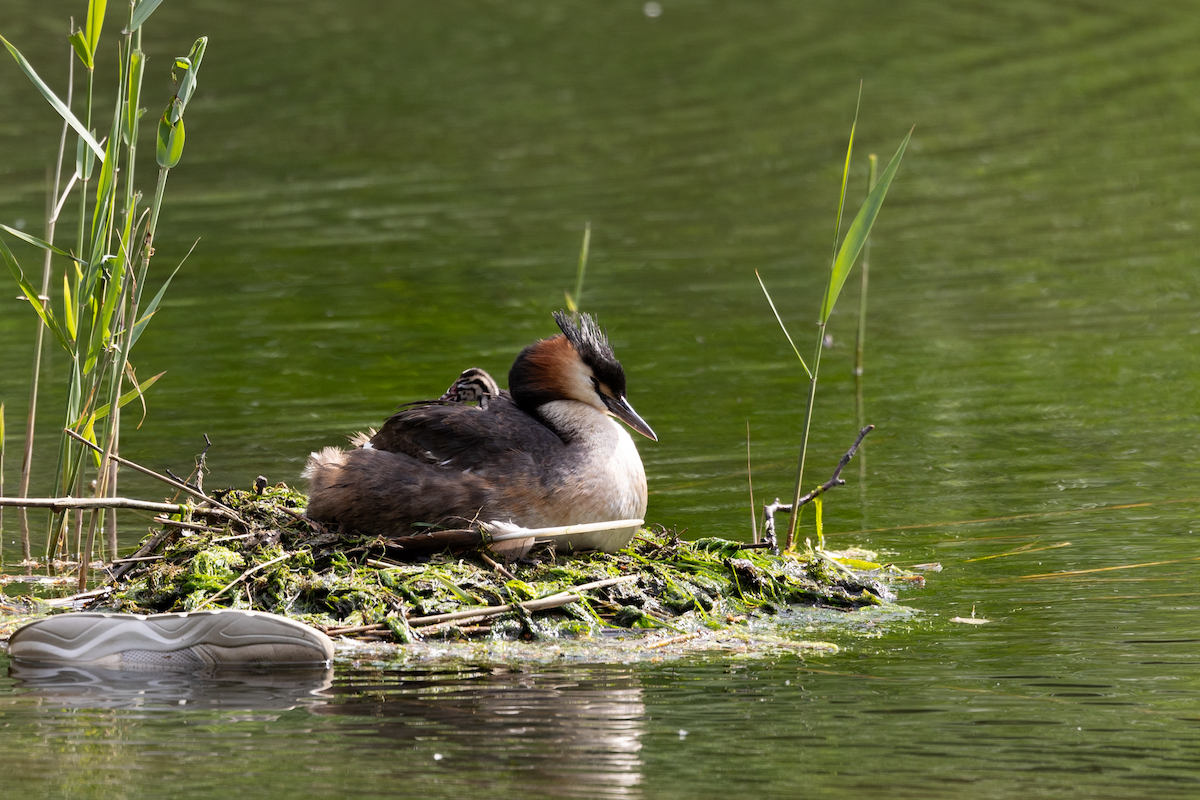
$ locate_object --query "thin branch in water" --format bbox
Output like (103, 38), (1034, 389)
(763, 425), (874, 554)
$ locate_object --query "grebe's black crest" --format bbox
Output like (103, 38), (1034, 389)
(553, 310), (612, 367)
(510, 311), (628, 415)
(555, 310), (631, 397)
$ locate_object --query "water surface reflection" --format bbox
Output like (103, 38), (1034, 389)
(316, 664), (645, 798)
(7, 660), (334, 711)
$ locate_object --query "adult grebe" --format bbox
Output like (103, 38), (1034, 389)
(303, 311), (657, 553)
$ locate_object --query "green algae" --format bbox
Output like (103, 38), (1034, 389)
(99, 483), (920, 648)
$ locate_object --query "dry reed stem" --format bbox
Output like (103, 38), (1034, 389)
(0, 496), (184, 513)
(964, 542), (1072, 562)
(324, 574), (638, 636)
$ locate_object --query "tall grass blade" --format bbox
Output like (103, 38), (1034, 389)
(0, 238), (72, 352)
(68, 30), (92, 69)
(88, 137), (119, 265)
(128, 0), (165, 33)
(81, 413), (101, 468)
(84, 0), (108, 58)
(131, 247), (193, 347)
(0, 35), (105, 161)
(63, 272), (77, 340)
(814, 496), (824, 550)
(76, 371), (165, 424)
(87, 258), (125, 370)
(174, 38), (207, 111)
(830, 86), (862, 270)
(124, 49), (144, 144)
(570, 222), (591, 313)
(755, 269), (811, 378)
(0, 224), (81, 262)
(1, 402), (5, 558)
(819, 127), (912, 324)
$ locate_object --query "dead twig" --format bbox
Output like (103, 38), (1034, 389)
(409, 592), (584, 627)
(43, 586), (113, 609)
(152, 516), (223, 533)
(766, 425), (873, 554)
(480, 551), (518, 581)
(63, 428), (246, 524)
(107, 523), (180, 584)
(646, 630), (709, 650)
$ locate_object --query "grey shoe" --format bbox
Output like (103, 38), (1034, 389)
(7, 610), (334, 670)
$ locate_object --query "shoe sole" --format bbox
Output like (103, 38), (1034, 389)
(7, 610), (334, 670)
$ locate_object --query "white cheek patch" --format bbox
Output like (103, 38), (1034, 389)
(568, 360), (606, 411)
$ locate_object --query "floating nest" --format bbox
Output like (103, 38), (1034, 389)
(34, 483), (924, 651)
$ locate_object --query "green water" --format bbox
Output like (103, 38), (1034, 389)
(3, 0), (1200, 796)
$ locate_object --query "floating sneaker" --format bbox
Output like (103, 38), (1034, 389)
(7, 610), (334, 670)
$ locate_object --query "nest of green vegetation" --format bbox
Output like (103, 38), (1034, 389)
(96, 484), (922, 647)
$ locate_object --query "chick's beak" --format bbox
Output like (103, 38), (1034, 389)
(602, 394), (658, 441)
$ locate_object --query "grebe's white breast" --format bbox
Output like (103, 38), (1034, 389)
(535, 399), (648, 551)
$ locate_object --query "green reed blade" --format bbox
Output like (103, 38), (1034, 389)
(755, 269), (811, 378)
(131, 240), (195, 347)
(569, 222), (590, 313)
(124, 49), (143, 144)
(174, 38), (207, 113)
(128, 0), (165, 33)
(830, 88), (861, 273)
(88, 257), (126, 370)
(63, 272), (77, 340)
(85, 0), (108, 57)
(1, 237), (72, 351)
(68, 30), (92, 69)
(76, 371), (165, 425)
(0, 35), (105, 161)
(0, 224), (81, 263)
(819, 127), (911, 325)
(90, 133), (118, 248)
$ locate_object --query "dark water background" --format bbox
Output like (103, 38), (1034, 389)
(2, 1), (1200, 797)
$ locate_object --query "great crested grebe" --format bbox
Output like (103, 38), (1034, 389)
(303, 311), (657, 553)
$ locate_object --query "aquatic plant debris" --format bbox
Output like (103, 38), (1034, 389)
(3, 484), (925, 657)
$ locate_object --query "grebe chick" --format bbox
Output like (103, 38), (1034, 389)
(303, 311), (657, 553)
(437, 367), (502, 408)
